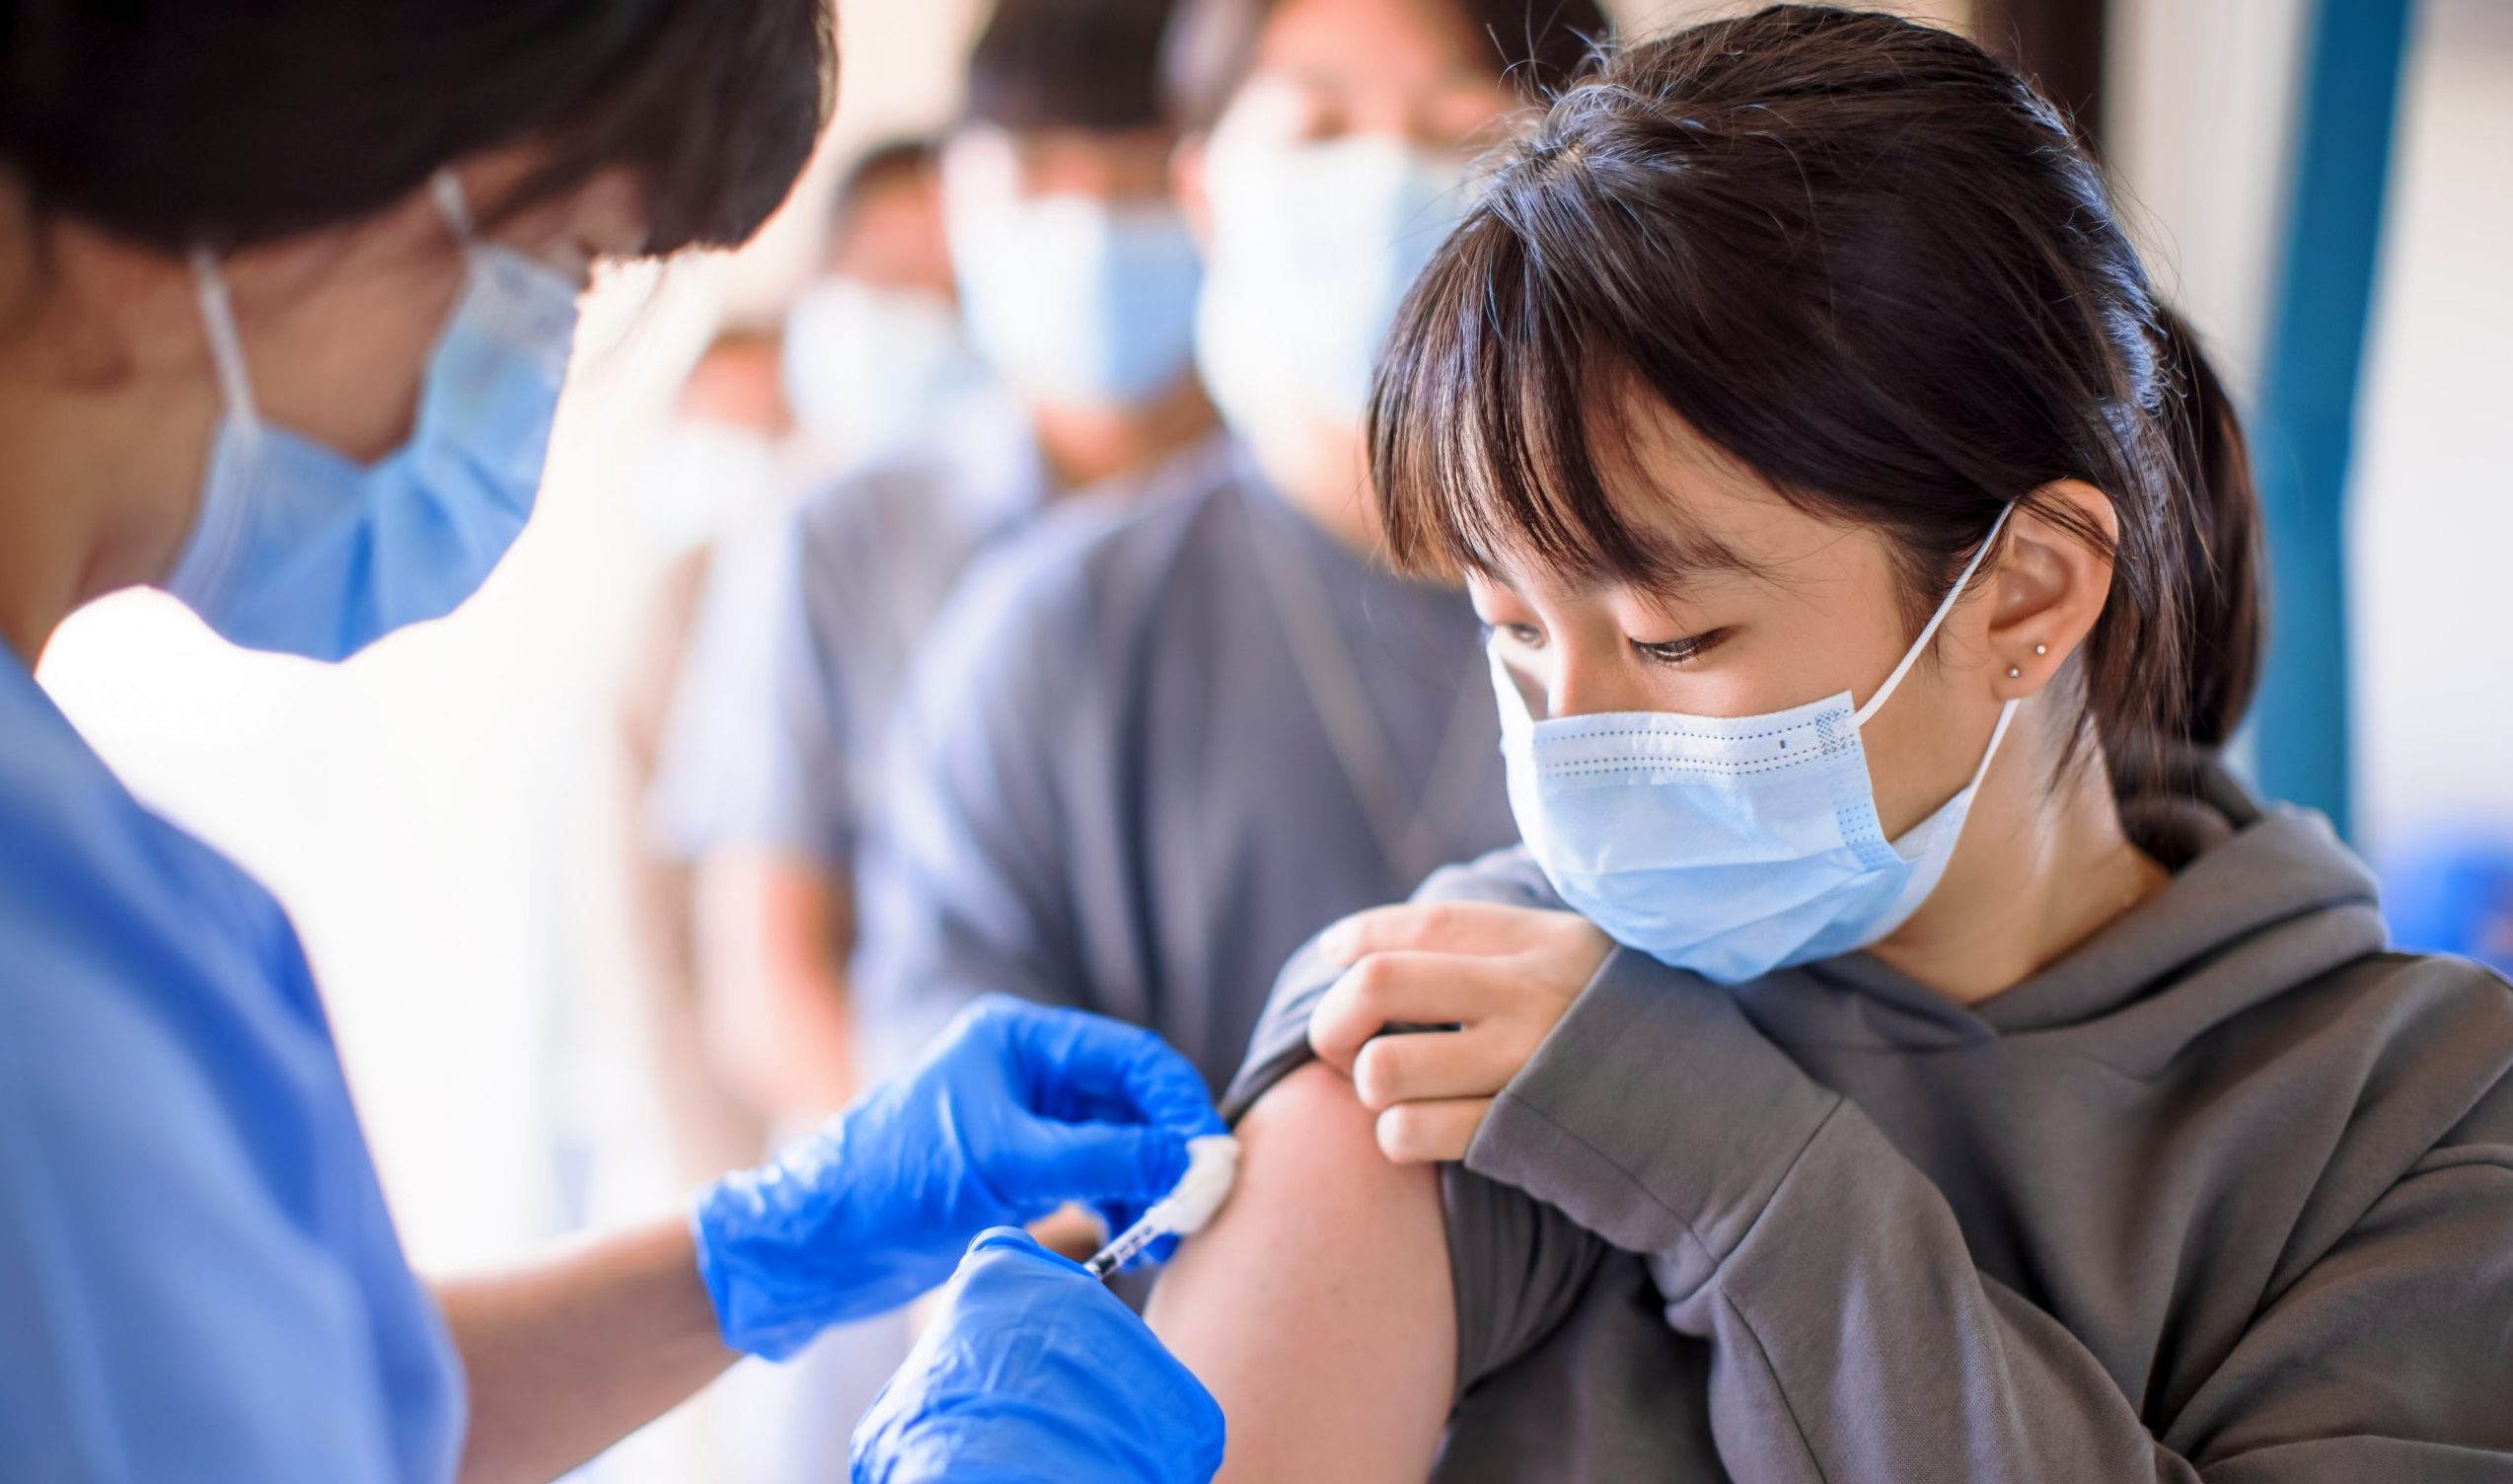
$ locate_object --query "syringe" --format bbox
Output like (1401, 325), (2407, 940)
(1084, 1135), (1241, 1281)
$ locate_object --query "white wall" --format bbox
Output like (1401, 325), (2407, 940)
(2349, 0), (2513, 858)
(2102, 0), (2513, 860)
(2106, 0), (2311, 408)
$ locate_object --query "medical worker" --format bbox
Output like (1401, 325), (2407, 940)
(850, 0), (1608, 1091)
(651, 0), (1222, 1132)
(0, 4), (1224, 1481)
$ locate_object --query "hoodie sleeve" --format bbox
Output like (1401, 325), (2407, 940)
(1464, 948), (2513, 1482)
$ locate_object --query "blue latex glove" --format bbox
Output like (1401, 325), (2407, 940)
(851, 1228), (1225, 1484)
(694, 997), (1224, 1359)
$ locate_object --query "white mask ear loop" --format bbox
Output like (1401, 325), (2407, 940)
(187, 249), (261, 434)
(1853, 502), (2016, 728)
(429, 170), (477, 243)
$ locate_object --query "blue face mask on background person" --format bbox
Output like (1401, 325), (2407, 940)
(1495, 506), (2019, 986)
(1195, 133), (1466, 441)
(166, 172), (581, 662)
(782, 278), (990, 470)
(945, 192), (1203, 408)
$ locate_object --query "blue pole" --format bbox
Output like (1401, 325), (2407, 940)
(2248, 0), (2414, 836)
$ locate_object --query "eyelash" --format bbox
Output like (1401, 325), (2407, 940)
(1631, 630), (1730, 666)
(1483, 623), (1729, 667)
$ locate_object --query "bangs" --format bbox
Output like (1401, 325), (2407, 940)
(508, 0), (836, 257)
(1369, 147), (1782, 595)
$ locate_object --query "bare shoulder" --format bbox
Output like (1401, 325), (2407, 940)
(1149, 1063), (1454, 1483)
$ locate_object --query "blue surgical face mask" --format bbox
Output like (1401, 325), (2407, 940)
(1495, 506), (2020, 986)
(781, 278), (988, 470)
(166, 172), (581, 662)
(945, 188), (1202, 408)
(1195, 133), (1467, 442)
(630, 420), (787, 556)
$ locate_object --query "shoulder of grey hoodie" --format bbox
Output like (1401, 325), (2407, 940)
(1221, 757), (2513, 1481)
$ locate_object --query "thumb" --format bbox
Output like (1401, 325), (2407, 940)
(963, 1225), (1084, 1276)
(1006, 1118), (1192, 1210)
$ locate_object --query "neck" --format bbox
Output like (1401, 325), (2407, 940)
(0, 366), (212, 667)
(1026, 375), (1218, 494)
(1869, 707), (2168, 1005)
(1245, 417), (1383, 559)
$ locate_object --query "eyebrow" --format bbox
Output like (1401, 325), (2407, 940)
(1474, 515), (1767, 605)
(1628, 516), (1767, 589)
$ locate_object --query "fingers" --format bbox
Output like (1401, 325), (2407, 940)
(1010, 1121), (1194, 1211)
(1308, 950), (1502, 1071)
(958, 1226), (1095, 1283)
(991, 997), (1225, 1139)
(1350, 1026), (1523, 1111)
(1373, 1098), (1489, 1163)
(967, 1225), (1054, 1263)
(1317, 901), (1582, 966)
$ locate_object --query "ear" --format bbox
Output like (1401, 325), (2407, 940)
(1170, 133), (1214, 252)
(1988, 480), (2116, 703)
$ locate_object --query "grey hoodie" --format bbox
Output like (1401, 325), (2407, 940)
(1220, 756), (2513, 1481)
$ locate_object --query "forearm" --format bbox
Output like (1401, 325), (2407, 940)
(694, 852), (859, 1122)
(436, 1217), (736, 1484)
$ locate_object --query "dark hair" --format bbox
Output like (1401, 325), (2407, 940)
(968, 0), (1183, 135)
(1371, 4), (2263, 780)
(0, 1), (834, 256)
(826, 136), (942, 240)
(1162, 0), (1612, 128)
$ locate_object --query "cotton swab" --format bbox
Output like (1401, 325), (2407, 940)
(1084, 1135), (1241, 1280)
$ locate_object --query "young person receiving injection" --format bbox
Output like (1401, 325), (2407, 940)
(1148, 9), (2513, 1481)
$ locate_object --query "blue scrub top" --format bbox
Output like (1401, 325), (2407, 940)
(851, 444), (1519, 1088)
(0, 652), (462, 1481)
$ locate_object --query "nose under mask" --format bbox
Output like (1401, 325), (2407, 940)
(1193, 134), (1469, 444)
(1495, 504), (2020, 985)
(167, 171), (582, 663)
(947, 193), (1203, 408)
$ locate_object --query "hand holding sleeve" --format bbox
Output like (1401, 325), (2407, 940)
(1463, 950), (2513, 1482)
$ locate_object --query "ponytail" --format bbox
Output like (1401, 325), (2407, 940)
(2153, 308), (2264, 750)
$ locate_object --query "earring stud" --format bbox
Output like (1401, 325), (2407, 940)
(2033, 643), (2048, 657)
(2008, 666), (2023, 679)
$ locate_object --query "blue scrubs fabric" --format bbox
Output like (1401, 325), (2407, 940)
(852, 447), (1519, 1088)
(0, 656), (462, 1482)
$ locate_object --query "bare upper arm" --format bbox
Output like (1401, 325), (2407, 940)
(1146, 1062), (1455, 1483)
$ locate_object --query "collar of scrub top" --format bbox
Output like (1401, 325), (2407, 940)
(1235, 445), (1497, 887)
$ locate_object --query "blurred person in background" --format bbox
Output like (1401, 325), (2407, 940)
(604, 135), (973, 1208)
(0, 3), (1242, 1480)
(645, 0), (1225, 1473)
(849, 0), (1610, 1101)
(778, 136), (988, 480)
(652, 0), (1219, 1145)
(574, 327), (795, 1214)
(639, 146), (972, 1058)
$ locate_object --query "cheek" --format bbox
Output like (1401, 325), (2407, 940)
(1856, 661), (1990, 839)
(256, 256), (464, 463)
